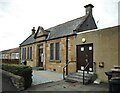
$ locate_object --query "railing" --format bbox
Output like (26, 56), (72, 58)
(83, 62), (89, 85)
(63, 61), (76, 80)
(63, 61), (70, 80)
(63, 60), (89, 84)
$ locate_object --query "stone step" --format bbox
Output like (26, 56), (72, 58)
(78, 70), (94, 74)
(74, 72), (93, 77)
(65, 71), (97, 84)
(65, 77), (90, 84)
(32, 67), (44, 70)
(68, 74), (91, 80)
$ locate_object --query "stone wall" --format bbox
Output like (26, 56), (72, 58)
(46, 38), (66, 73)
(2, 70), (24, 91)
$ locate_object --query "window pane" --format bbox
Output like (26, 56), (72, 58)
(22, 48), (26, 61)
(55, 42), (59, 60)
(22, 48), (24, 60)
(50, 43), (54, 60)
(30, 47), (32, 59)
(27, 47), (29, 59)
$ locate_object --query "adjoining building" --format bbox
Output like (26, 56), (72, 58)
(0, 47), (19, 64)
(20, 4), (120, 82)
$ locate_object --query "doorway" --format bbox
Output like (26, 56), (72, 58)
(77, 43), (93, 72)
(38, 45), (44, 67)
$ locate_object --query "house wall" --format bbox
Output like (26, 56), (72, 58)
(44, 26), (119, 82)
(20, 44), (36, 67)
(67, 36), (77, 74)
(35, 37), (46, 42)
(45, 36), (77, 74)
(74, 26), (119, 82)
(46, 38), (67, 73)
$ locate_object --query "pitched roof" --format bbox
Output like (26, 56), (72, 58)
(20, 34), (35, 46)
(34, 26), (50, 39)
(46, 15), (87, 39)
(20, 15), (88, 46)
(1, 47), (19, 54)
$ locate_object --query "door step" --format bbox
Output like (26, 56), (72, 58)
(78, 70), (94, 74)
(32, 67), (44, 70)
(65, 71), (97, 84)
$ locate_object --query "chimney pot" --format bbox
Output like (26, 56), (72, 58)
(84, 4), (94, 15)
(32, 27), (36, 34)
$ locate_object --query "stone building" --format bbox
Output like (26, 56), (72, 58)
(20, 4), (120, 82)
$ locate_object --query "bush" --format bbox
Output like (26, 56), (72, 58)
(2, 63), (32, 89)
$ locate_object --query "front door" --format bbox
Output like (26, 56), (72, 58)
(77, 44), (93, 72)
(38, 45), (43, 67)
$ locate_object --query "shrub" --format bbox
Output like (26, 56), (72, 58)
(2, 63), (32, 89)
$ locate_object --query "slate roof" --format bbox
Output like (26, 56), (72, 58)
(20, 15), (88, 46)
(46, 15), (87, 39)
(20, 34), (35, 46)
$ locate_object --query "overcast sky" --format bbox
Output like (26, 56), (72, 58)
(0, 0), (119, 51)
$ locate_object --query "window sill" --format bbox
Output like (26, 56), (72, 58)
(50, 60), (61, 63)
(27, 59), (33, 61)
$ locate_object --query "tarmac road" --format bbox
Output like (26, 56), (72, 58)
(0, 70), (17, 92)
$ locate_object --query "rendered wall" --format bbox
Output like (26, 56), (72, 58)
(75, 26), (119, 82)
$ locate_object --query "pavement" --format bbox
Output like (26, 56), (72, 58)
(24, 70), (109, 92)
(32, 70), (63, 85)
(0, 69), (109, 92)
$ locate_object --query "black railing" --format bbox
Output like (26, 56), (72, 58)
(63, 61), (70, 80)
(63, 61), (76, 80)
(83, 62), (89, 85)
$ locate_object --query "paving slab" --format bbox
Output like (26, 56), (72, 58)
(32, 70), (63, 85)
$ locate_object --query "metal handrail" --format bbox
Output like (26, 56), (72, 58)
(83, 62), (89, 85)
(84, 62), (89, 70)
(63, 61), (76, 80)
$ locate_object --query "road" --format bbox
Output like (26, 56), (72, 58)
(0, 69), (17, 92)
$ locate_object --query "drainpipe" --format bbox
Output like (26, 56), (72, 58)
(19, 45), (21, 65)
(66, 36), (68, 75)
(45, 41), (47, 70)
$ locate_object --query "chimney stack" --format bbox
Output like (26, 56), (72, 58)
(84, 4), (94, 15)
(32, 27), (36, 34)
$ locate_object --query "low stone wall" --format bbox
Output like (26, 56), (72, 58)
(2, 70), (24, 91)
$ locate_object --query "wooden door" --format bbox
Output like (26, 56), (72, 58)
(77, 44), (93, 72)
